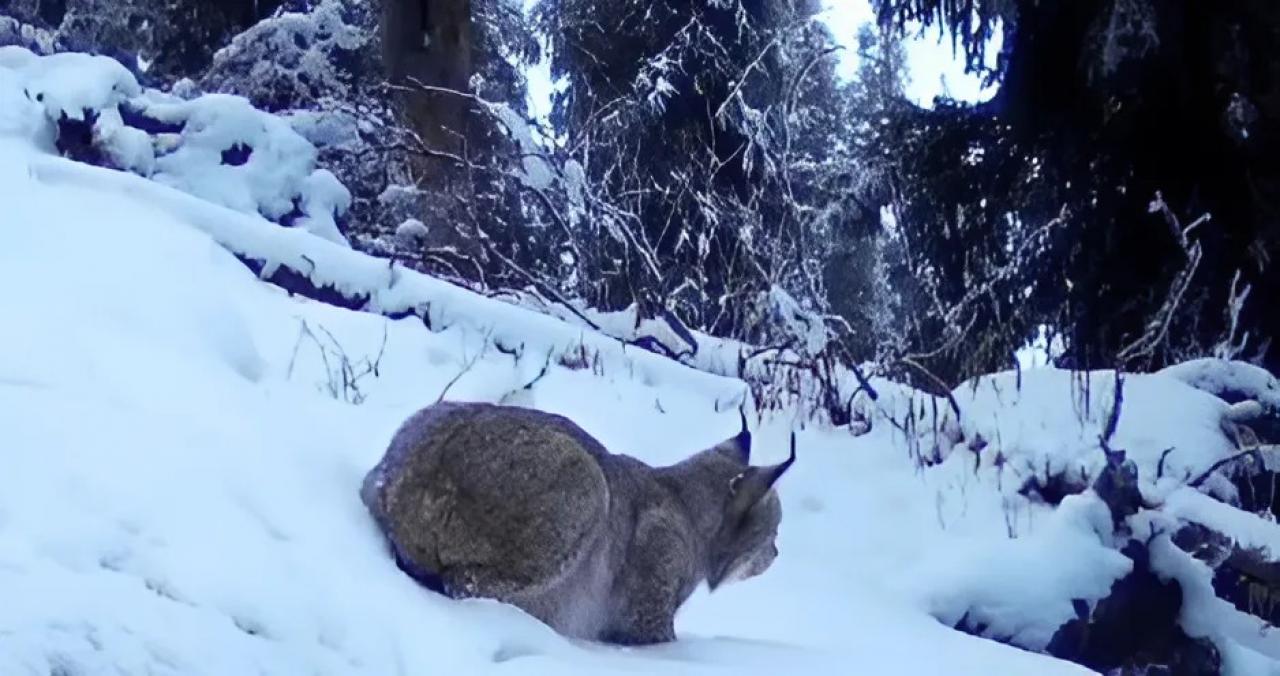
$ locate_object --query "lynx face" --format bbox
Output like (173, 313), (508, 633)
(707, 488), (783, 590)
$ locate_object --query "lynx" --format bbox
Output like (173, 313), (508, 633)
(361, 401), (794, 645)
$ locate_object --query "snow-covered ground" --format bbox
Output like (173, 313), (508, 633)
(2, 49), (1279, 675)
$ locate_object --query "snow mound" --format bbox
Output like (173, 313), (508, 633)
(143, 92), (351, 244)
(13, 49), (141, 123)
(958, 368), (1234, 492)
(917, 493), (1132, 651)
(843, 365), (1280, 671)
(0, 47), (351, 245)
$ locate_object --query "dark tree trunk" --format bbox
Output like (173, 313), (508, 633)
(380, 0), (481, 258)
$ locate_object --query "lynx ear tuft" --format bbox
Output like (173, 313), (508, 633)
(732, 405), (752, 462)
(726, 432), (797, 512)
(708, 406), (751, 465)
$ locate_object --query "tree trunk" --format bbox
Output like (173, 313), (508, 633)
(381, 0), (481, 262)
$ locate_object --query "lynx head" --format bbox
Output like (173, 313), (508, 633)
(704, 411), (796, 591)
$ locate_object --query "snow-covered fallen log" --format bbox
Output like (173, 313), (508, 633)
(1163, 358), (1280, 445)
(1166, 486), (1280, 625)
(498, 290), (886, 425)
(24, 149), (747, 409)
(884, 364), (1280, 674)
(3, 45), (835, 421)
(1160, 359), (1280, 412)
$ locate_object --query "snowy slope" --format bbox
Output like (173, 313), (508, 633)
(3, 49), (1279, 676)
(0, 53), (1109, 676)
(0, 134), (1099, 676)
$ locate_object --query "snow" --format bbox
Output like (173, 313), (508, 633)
(295, 168), (351, 245)
(203, 0), (372, 106)
(22, 142), (747, 410)
(94, 105), (156, 174)
(286, 109), (361, 150)
(1162, 488), (1280, 561)
(490, 101), (555, 190)
(13, 50), (141, 123)
(950, 368), (1236, 494)
(767, 285), (832, 356)
(145, 93), (352, 245)
(1144, 526), (1280, 672)
(0, 145), (1092, 675)
(841, 366), (1241, 517)
(394, 217), (430, 243)
(913, 493), (1132, 651)
(0, 16), (58, 56)
(212, 0), (368, 64)
(1015, 324), (1066, 370)
(4, 45), (1280, 676)
(0, 48), (353, 246)
(0, 51), (48, 144)
(0, 81), (1097, 676)
(1161, 358), (1280, 413)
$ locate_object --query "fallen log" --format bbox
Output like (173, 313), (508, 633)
(1166, 487), (1280, 625)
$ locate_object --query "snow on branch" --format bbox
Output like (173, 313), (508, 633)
(1117, 193), (1210, 368)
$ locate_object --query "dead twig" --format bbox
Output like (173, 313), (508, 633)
(435, 331), (493, 403)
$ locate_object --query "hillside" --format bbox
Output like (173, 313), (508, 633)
(2, 48), (1280, 676)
